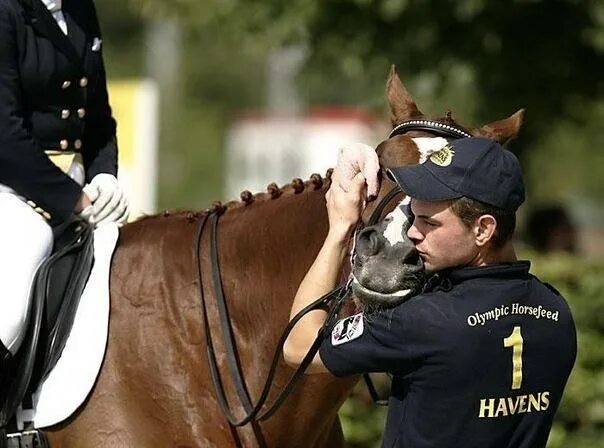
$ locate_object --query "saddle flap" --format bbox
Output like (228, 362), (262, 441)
(0, 217), (94, 429)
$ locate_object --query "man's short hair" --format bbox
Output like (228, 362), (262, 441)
(449, 197), (516, 249)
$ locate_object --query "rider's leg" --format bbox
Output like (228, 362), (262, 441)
(0, 192), (53, 357)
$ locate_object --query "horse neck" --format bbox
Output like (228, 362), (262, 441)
(212, 182), (330, 346)
(102, 180), (356, 447)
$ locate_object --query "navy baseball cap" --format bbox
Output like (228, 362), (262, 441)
(387, 137), (525, 211)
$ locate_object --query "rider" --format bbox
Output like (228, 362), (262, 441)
(0, 0), (127, 372)
(284, 137), (576, 447)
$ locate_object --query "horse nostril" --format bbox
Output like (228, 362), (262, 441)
(356, 227), (383, 257)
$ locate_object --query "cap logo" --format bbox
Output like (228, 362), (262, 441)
(429, 144), (455, 166)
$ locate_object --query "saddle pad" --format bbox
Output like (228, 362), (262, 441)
(17, 223), (119, 429)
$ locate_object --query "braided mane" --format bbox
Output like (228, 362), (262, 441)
(134, 169), (334, 223)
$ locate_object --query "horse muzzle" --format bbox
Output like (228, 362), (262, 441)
(351, 255), (425, 309)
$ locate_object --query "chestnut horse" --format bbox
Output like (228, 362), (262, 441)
(44, 67), (523, 447)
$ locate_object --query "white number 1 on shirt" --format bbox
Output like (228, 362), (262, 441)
(503, 326), (524, 390)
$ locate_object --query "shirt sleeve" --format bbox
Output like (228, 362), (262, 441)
(319, 306), (410, 377)
(0, 2), (81, 221)
(319, 292), (450, 377)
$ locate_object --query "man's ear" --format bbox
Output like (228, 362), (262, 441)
(474, 215), (497, 247)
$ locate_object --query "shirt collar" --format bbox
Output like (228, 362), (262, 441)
(40, 0), (62, 13)
(421, 261), (531, 293)
(445, 260), (531, 284)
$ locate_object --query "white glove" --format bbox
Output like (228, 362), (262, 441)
(83, 174), (129, 225)
(335, 143), (380, 199)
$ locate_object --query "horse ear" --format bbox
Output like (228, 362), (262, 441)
(386, 65), (423, 126)
(471, 109), (525, 145)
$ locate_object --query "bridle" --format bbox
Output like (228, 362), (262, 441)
(196, 118), (471, 427)
(389, 119), (472, 139)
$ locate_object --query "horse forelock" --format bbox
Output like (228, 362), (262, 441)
(437, 113), (472, 134)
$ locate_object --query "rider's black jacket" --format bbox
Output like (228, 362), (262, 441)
(0, 0), (117, 223)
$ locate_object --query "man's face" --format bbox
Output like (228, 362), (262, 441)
(407, 199), (478, 272)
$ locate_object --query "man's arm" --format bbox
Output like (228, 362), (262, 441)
(283, 170), (367, 373)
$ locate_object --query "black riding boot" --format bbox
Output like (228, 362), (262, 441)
(0, 340), (12, 448)
(0, 340), (11, 385)
(0, 339), (12, 405)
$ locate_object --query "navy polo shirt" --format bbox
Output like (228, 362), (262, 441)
(320, 261), (576, 448)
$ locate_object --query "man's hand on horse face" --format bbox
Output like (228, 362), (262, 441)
(325, 170), (367, 241)
(336, 142), (380, 199)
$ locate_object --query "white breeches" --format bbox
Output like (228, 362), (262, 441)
(0, 192), (53, 354)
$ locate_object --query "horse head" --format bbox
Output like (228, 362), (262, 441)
(352, 65), (524, 311)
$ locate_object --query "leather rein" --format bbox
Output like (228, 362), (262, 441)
(196, 119), (470, 427)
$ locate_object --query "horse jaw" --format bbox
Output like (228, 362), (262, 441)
(351, 275), (414, 308)
(350, 259), (424, 311)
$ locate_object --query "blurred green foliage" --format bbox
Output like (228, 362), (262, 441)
(339, 254), (604, 447)
(130, 0), (604, 149)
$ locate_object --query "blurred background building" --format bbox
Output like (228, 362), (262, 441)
(225, 107), (382, 198)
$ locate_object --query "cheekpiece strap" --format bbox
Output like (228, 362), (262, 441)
(389, 119), (472, 140)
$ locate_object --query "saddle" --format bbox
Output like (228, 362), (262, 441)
(0, 216), (95, 448)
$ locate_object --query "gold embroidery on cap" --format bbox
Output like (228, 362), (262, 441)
(429, 144), (455, 166)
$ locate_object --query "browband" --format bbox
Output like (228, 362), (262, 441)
(389, 119), (472, 140)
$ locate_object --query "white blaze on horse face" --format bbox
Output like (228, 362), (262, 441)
(412, 137), (449, 163)
(383, 197), (411, 246)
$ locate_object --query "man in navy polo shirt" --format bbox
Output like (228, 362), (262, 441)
(284, 137), (576, 448)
